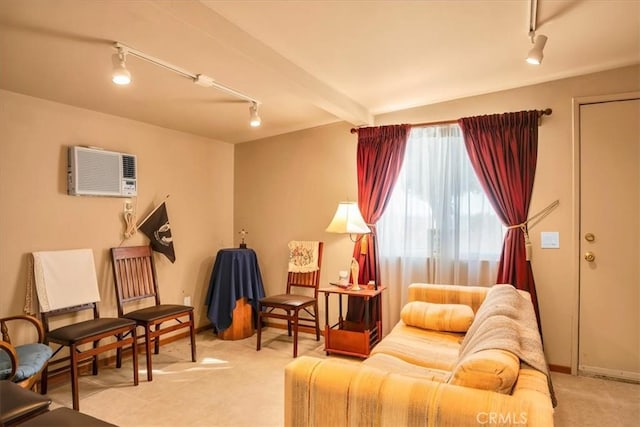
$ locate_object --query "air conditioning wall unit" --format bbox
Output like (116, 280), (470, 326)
(67, 145), (137, 197)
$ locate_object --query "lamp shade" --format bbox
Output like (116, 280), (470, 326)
(325, 202), (371, 234)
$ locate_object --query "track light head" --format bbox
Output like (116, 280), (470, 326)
(112, 64), (131, 85)
(249, 102), (261, 127)
(526, 34), (547, 65)
(112, 48), (131, 85)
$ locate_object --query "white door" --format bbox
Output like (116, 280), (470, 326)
(578, 95), (640, 381)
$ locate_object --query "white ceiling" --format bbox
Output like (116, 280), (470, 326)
(1, 0), (638, 143)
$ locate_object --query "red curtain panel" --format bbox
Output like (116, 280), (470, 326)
(346, 124), (410, 323)
(458, 110), (542, 330)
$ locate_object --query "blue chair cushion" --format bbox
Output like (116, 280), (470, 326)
(0, 343), (53, 382)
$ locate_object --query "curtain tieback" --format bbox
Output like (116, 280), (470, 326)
(359, 234), (368, 255)
(358, 223), (378, 255)
(506, 223), (533, 261)
(506, 200), (560, 261)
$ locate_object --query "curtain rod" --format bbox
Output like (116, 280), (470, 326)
(350, 108), (552, 134)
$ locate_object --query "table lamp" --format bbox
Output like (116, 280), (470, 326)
(325, 201), (371, 290)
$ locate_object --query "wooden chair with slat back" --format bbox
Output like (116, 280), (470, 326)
(110, 245), (196, 381)
(256, 241), (323, 357)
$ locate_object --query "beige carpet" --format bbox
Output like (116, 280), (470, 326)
(550, 370), (639, 426)
(45, 328), (333, 426)
(45, 329), (639, 426)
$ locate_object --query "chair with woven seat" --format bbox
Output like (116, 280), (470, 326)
(110, 245), (196, 381)
(256, 241), (323, 357)
(0, 315), (52, 392)
(32, 248), (139, 411)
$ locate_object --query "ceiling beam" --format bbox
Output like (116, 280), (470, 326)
(152, 1), (373, 126)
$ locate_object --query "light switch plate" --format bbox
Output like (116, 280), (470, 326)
(541, 231), (560, 249)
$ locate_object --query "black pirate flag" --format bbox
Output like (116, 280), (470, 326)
(138, 202), (176, 263)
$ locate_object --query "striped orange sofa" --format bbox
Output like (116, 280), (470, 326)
(285, 283), (555, 426)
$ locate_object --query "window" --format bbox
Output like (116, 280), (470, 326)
(378, 124), (504, 286)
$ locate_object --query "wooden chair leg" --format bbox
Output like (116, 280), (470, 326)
(41, 365), (48, 394)
(145, 326), (153, 381)
(116, 332), (123, 368)
(131, 327), (139, 386)
(293, 310), (299, 358)
(70, 345), (80, 411)
(154, 324), (161, 355)
(256, 307), (262, 351)
(314, 302), (320, 341)
(92, 340), (99, 375)
(189, 312), (196, 362)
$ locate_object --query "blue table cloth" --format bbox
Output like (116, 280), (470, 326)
(205, 248), (265, 333)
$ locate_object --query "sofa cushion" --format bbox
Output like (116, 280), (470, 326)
(371, 323), (461, 371)
(408, 283), (490, 313)
(448, 348), (520, 394)
(364, 353), (450, 382)
(401, 301), (475, 332)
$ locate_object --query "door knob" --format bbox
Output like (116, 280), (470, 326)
(584, 252), (595, 262)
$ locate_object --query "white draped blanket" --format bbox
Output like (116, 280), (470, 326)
(459, 284), (557, 407)
(288, 241), (320, 273)
(33, 248), (101, 312)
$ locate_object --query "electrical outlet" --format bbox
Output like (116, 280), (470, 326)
(183, 295), (192, 306)
(123, 200), (133, 213)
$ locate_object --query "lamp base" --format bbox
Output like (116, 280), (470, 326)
(350, 283), (362, 291)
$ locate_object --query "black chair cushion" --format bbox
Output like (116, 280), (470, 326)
(47, 318), (136, 345)
(20, 407), (117, 427)
(260, 294), (315, 308)
(0, 380), (51, 425)
(124, 304), (193, 323)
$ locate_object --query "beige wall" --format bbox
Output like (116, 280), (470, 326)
(2, 65), (638, 368)
(235, 65), (640, 368)
(234, 121), (358, 296)
(0, 89), (235, 330)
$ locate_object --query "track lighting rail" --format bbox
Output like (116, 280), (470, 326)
(114, 42), (259, 104)
(113, 42), (261, 126)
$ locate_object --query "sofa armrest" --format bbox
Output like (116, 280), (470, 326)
(408, 283), (490, 313)
(285, 356), (554, 427)
(512, 366), (555, 405)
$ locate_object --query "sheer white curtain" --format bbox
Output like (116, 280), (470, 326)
(378, 124), (505, 330)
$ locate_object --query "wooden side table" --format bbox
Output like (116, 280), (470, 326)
(319, 285), (386, 358)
